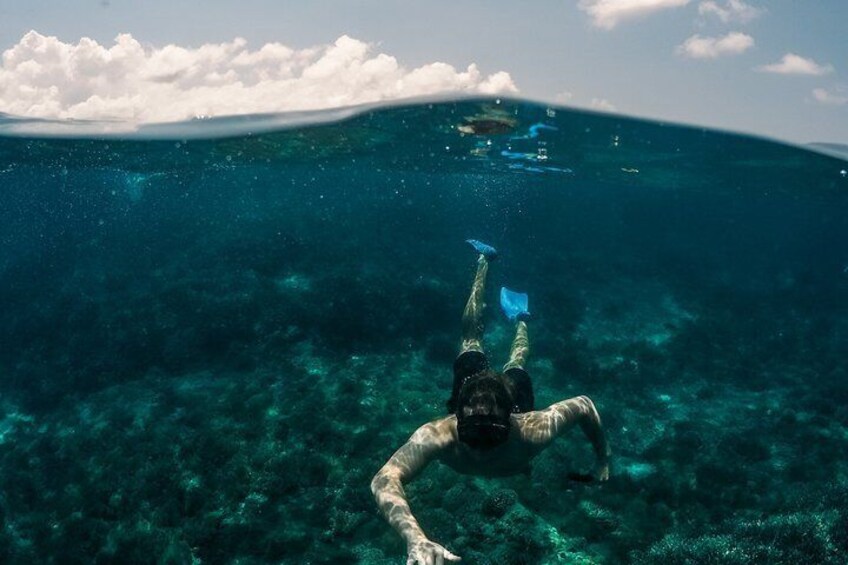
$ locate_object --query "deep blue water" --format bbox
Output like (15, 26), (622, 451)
(1, 98), (847, 563)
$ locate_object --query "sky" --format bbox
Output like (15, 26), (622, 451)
(0, 0), (845, 144)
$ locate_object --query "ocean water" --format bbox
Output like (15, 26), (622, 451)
(1, 98), (847, 564)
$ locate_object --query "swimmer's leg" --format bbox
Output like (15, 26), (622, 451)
(461, 254), (490, 354)
(504, 319), (534, 411)
(503, 320), (530, 372)
(449, 244), (496, 413)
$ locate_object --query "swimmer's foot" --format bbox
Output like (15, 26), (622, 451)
(466, 239), (498, 259)
(500, 287), (530, 322)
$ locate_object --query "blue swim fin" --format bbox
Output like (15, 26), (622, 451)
(466, 239), (498, 259)
(500, 287), (530, 322)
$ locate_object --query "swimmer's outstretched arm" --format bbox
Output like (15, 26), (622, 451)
(371, 419), (461, 565)
(519, 396), (611, 480)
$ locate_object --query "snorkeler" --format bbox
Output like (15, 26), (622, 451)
(371, 240), (611, 565)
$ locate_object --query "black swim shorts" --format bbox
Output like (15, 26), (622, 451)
(447, 350), (534, 414)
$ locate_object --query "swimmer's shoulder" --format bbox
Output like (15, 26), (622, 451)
(412, 415), (458, 448)
(511, 409), (555, 446)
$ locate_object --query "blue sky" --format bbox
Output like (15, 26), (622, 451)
(0, 0), (845, 143)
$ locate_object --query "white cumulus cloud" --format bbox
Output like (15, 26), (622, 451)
(578, 0), (691, 30)
(812, 88), (847, 106)
(555, 91), (574, 103)
(589, 98), (617, 111)
(0, 31), (518, 123)
(698, 0), (763, 24)
(756, 53), (834, 76)
(676, 32), (754, 59)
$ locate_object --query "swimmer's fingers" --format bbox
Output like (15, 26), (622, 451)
(435, 547), (461, 565)
(443, 547), (461, 561)
(407, 539), (460, 565)
(567, 461), (610, 484)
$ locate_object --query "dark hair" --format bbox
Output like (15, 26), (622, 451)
(452, 371), (514, 449)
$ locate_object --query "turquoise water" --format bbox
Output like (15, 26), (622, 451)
(1, 98), (847, 563)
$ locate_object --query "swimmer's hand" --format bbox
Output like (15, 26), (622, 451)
(407, 537), (461, 565)
(566, 458), (609, 483)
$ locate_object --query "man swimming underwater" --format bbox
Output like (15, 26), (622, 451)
(371, 240), (611, 565)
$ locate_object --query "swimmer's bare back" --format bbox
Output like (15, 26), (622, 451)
(371, 395), (610, 565)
